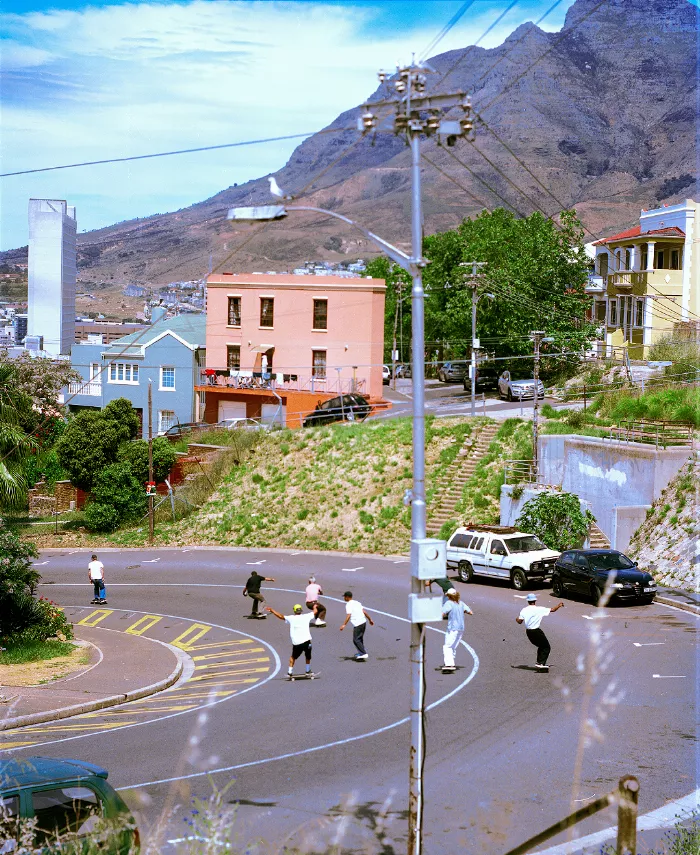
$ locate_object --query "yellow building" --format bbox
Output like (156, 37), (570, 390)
(587, 199), (699, 358)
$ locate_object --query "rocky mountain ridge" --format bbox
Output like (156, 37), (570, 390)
(2, 0), (697, 288)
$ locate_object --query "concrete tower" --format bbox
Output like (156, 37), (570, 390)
(27, 199), (77, 356)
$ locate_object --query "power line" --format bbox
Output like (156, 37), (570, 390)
(420, 0), (477, 62)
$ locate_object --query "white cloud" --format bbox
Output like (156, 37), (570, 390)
(0, 0), (572, 250)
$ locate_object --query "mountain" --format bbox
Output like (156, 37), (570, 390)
(3, 0), (698, 289)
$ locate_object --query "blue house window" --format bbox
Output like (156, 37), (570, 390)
(160, 366), (175, 390)
(108, 362), (139, 384)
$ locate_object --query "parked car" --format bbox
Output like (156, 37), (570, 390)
(497, 370), (545, 401)
(302, 394), (372, 427)
(437, 361), (469, 383)
(215, 417), (269, 431)
(462, 362), (499, 391)
(162, 422), (208, 441)
(0, 756), (139, 853)
(395, 363), (412, 379)
(552, 549), (657, 605)
(382, 365), (391, 385)
(446, 525), (560, 589)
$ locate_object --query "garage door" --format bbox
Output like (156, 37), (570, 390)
(261, 403), (285, 428)
(218, 401), (246, 421)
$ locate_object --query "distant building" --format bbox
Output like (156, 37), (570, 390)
(13, 313), (28, 345)
(587, 199), (699, 357)
(74, 322), (146, 345)
(27, 199), (77, 356)
(123, 285), (147, 298)
(68, 314), (206, 437)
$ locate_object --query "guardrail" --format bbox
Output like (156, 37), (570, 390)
(503, 775), (639, 855)
(199, 369), (366, 395)
(68, 380), (102, 397)
(604, 419), (695, 448)
(503, 460), (538, 485)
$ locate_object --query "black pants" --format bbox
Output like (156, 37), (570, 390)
(526, 627), (551, 665)
(353, 623), (367, 656)
(249, 592), (265, 614)
(92, 580), (105, 600)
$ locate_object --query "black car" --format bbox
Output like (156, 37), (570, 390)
(162, 422), (208, 441)
(463, 362), (499, 391)
(552, 549), (657, 605)
(303, 394), (371, 427)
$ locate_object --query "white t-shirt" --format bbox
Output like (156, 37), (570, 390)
(345, 599), (366, 627)
(285, 613), (314, 645)
(88, 560), (104, 581)
(305, 583), (322, 602)
(519, 605), (551, 630)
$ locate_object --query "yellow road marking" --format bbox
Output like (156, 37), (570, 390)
(142, 690), (238, 701)
(126, 615), (162, 636)
(77, 609), (114, 627)
(187, 677), (263, 686)
(187, 639), (254, 651)
(192, 648), (264, 661)
(171, 623), (211, 650)
(0, 741), (36, 749)
(8, 721), (137, 733)
(189, 669), (269, 683)
(194, 657), (269, 671)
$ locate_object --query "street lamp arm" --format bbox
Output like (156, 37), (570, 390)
(286, 206), (419, 274)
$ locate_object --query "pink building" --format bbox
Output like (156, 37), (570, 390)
(198, 273), (386, 428)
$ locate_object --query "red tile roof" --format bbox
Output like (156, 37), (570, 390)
(593, 225), (685, 245)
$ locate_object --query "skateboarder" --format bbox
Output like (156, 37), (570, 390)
(426, 576), (454, 612)
(441, 589), (473, 672)
(516, 592), (564, 671)
(266, 604), (315, 678)
(87, 554), (107, 604)
(243, 570), (275, 618)
(339, 591), (374, 660)
(305, 576), (327, 626)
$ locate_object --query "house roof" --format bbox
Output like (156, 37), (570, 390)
(103, 314), (206, 355)
(593, 225), (686, 245)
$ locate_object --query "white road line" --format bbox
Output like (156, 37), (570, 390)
(291, 552), (304, 556)
(393, 560), (408, 564)
(246, 560), (267, 565)
(633, 642), (665, 647)
(33, 561), (49, 566)
(653, 674), (686, 679)
(533, 788), (700, 855)
(142, 558), (160, 563)
(514, 594), (528, 599)
(582, 614), (608, 620)
(68, 551), (81, 555)
(342, 567), (363, 572)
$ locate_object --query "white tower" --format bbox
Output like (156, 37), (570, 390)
(27, 199), (77, 356)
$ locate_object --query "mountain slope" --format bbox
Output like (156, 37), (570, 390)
(3, 0), (697, 287)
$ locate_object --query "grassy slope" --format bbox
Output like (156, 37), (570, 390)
(102, 416), (537, 554)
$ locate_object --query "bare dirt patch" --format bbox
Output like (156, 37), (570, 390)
(0, 643), (93, 687)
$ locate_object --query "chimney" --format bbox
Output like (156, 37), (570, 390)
(151, 304), (167, 325)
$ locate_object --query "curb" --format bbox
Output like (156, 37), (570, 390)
(0, 650), (183, 733)
(655, 595), (700, 616)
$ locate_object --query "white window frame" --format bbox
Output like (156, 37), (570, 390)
(311, 349), (327, 379)
(633, 298), (644, 329)
(158, 410), (176, 433)
(160, 366), (176, 391)
(107, 362), (139, 384)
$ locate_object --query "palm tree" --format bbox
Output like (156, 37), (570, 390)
(0, 363), (37, 510)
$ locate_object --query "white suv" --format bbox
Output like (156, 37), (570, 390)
(446, 525), (560, 590)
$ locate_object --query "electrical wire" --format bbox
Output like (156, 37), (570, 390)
(419, 0), (478, 63)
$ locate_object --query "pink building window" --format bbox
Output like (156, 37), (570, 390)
(312, 350), (327, 379)
(260, 298), (274, 327)
(228, 297), (241, 326)
(313, 299), (328, 330)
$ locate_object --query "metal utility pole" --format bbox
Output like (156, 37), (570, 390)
(147, 380), (154, 544)
(460, 261), (487, 417)
(531, 331), (545, 477)
(391, 273), (403, 391)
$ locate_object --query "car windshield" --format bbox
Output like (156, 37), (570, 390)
(589, 553), (635, 570)
(504, 535), (547, 553)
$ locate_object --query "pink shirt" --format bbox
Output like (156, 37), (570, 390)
(305, 583), (322, 602)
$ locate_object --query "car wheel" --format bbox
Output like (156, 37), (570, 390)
(551, 576), (565, 598)
(591, 584), (604, 606)
(458, 561), (473, 583)
(511, 568), (527, 590)
(507, 389), (514, 402)
(639, 597), (655, 605)
(347, 410), (355, 422)
(438, 371), (445, 382)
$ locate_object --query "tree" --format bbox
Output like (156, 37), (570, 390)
(0, 520), (40, 637)
(118, 437), (177, 484)
(56, 398), (140, 491)
(515, 491), (595, 551)
(84, 462), (147, 532)
(0, 363), (37, 509)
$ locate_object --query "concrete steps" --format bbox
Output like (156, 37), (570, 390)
(588, 521), (611, 549)
(427, 423), (499, 535)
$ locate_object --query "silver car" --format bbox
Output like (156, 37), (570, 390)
(498, 371), (545, 401)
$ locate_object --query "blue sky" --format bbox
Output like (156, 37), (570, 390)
(1, 0), (581, 252)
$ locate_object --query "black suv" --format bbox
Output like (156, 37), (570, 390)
(303, 394), (371, 427)
(552, 549), (657, 605)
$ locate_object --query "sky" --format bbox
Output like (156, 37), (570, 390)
(0, 0), (585, 251)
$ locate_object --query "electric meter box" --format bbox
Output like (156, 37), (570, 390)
(410, 538), (447, 580)
(408, 593), (444, 623)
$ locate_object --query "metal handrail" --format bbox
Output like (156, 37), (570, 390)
(503, 460), (538, 485)
(503, 776), (639, 855)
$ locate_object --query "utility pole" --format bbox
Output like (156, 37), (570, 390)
(531, 331), (546, 478)
(391, 273), (403, 391)
(360, 65), (475, 855)
(148, 380), (154, 544)
(460, 261), (488, 417)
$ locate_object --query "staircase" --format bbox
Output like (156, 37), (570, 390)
(427, 423), (499, 535)
(588, 521), (611, 549)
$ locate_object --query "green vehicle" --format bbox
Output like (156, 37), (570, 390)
(0, 756), (139, 853)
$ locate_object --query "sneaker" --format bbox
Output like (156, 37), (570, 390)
(535, 663), (549, 670)
(314, 619), (326, 626)
(99, 599), (108, 604)
(90, 599), (98, 604)
(356, 654), (369, 660)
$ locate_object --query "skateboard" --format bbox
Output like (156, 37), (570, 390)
(287, 672), (320, 681)
(246, 613), (267, 619)
(441, 666), (457, 674)
(511, 664), (549, 672)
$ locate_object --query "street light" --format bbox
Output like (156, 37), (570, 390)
(530, 331), (554, 477)
(470, 290), (494, 417)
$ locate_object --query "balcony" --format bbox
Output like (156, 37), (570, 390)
(198, 369), (366, 396)
(608, 271), (643, 289)
(68, 380), (102, 397)
(585, 274), (605, 293)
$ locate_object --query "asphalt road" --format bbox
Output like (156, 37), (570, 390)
(9, 548), (698, 854)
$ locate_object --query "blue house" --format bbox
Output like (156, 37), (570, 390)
(67, 313), (206, 436)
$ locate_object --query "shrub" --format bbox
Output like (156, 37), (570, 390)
(0, 522), (40, 639)
(118, 437), (177, 483)
(84, 462), (147, 532)
(20, 597), (74, 642)
(516, 491), (595, 550)
(84, 502), (121, 533)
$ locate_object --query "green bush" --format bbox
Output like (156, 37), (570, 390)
(83, 502), (121, 533)
(19, 597), (74, 642)
(516, 491), (595, 551)
(84, 462), (147, 532)
(0, 522), (40, 641)
(118, 437), (177, 483)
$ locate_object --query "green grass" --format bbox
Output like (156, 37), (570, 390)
(592, 386), (700, 427)
(1, 639), (76, 665)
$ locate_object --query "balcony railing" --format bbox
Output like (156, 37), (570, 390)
(68, 381), (102, 397)
(199, 369), (366, 396)
(585, 274), (605, 292)
(607, 271), (648, 288)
